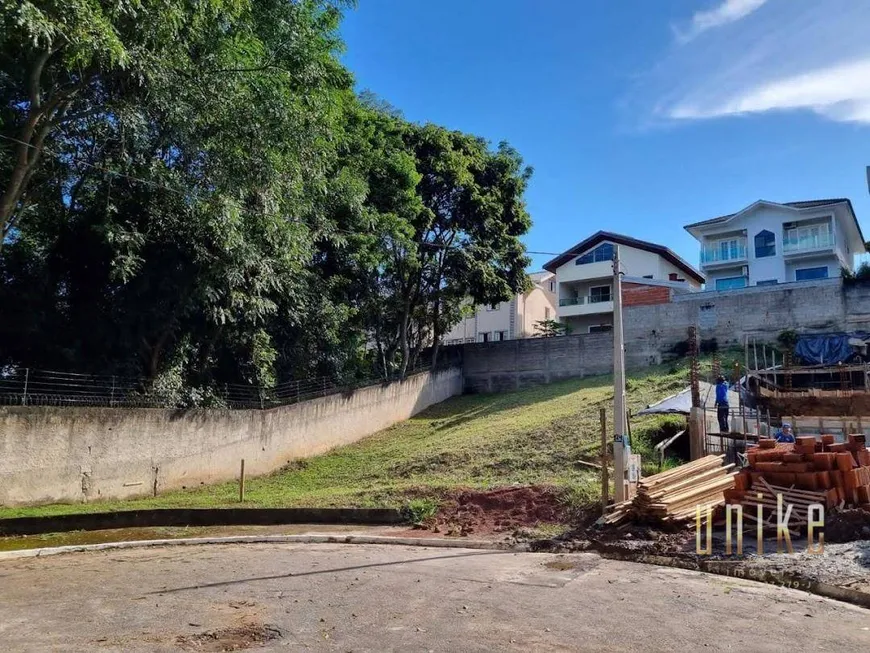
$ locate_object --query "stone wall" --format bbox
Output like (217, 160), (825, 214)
(463, 279), (870, 390)
(0, 367), (462, 506)
(463, 333), (613, 393)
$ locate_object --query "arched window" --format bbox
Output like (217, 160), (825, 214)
(754, 230), (775, 258)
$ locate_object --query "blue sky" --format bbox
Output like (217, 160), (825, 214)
(341, 0), (870, 271)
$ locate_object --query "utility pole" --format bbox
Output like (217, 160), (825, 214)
(612, 246), (628, 503)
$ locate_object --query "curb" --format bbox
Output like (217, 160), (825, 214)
(0, 507), (405, 537)
(0, 533), (527, 561)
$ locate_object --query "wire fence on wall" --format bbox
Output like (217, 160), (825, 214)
(0, 363), (443, 410)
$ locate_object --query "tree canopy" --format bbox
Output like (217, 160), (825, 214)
(0, 0), (533, 396)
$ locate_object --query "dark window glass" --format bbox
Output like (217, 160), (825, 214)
(576, 243), (615, 265)
(754, 230), (775, 258)
(795, 266), (828, 281)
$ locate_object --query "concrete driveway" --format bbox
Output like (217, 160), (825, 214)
(1, 543), (868, 652)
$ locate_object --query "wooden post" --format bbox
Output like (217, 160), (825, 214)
(239, 459), (246, 503)
(689, 406), (705, 460)
(600, 408), (608, 512)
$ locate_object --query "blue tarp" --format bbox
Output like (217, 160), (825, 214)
(794, 332), (869, 365)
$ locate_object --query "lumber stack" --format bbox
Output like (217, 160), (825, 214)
(603, 455), (735, 525)
(733, 434), (870, 508)
(725, 477), (828, 533)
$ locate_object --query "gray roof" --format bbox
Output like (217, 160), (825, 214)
(684, 198), (854, 229)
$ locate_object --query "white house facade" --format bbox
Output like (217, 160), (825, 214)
(443, 271), (558, 344)
(543, 232), (704, 334)
(684, 199), (866, 291)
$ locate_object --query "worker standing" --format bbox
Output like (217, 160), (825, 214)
(715, 375), (729, 433)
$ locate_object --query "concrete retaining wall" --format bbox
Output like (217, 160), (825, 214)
(463, 333), (613, 392)
(463, 279), (870, 390)
(0, 368), (462, 506)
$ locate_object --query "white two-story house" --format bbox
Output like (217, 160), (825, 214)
(543, 232), (704, 334)
(443, 271), (558, 343)
(684, 199), (866, 290)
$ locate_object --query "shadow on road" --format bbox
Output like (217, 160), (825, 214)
(148, 549), (512, 595)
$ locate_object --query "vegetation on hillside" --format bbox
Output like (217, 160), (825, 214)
(0, 360), (706, 519)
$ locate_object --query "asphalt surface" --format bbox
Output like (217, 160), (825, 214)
(1, 542), (869, 652)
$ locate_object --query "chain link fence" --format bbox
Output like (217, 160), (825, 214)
(0, 364), (441, 410)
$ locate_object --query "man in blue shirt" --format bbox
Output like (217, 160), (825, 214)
(775, 422), (796, 443)
(715, 375), (729, 433)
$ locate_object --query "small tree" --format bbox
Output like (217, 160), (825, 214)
(534, 319), (571, 337)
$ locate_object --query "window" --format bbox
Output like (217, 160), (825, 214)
(589, 325), (613, 333)
(754, 230), (775, 258)
(643, 275), (654, 279)
(495, 330), (508, 341)
(486, 303), (500, 312)
(589, 285), (612, 303)
(795, 266), (828, 281)
(549, 281), (555, 292)
(715, 277), (747, 291)
(544, 307), (550, 320)
(478, 332), (489, 343)
(575, 243), (614, 265)
(756, 279), (778, 287)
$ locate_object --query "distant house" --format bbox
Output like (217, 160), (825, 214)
(684, 199), (867, 290)
(443, 271), (558, 344)
(543, 232), (704, 334)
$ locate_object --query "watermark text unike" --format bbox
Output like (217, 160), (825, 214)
(695, 492), (824, 555)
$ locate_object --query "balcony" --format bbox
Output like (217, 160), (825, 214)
(700, 238), (747, 268)
(783, 228), (834, 256)
(557, 295), (613, 317)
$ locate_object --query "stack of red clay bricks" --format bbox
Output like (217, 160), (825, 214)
(737, 434), (870, 507)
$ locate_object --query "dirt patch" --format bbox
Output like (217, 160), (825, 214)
(176, 623), (285, 652)
(824, 507), (870, 543)
(433, 486), (567, 536)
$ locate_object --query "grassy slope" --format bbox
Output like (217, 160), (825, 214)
(0, 361), (702, 519)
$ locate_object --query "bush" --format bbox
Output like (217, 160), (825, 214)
(404, 498), (439, 526)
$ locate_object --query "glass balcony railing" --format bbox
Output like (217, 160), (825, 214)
(700, 239), (747, 265)
(783, 230), (834, 253)
(558, 295), (611, 307)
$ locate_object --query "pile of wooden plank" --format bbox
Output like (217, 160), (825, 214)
(724, 477), (830, 535)
(602, 455), (735, 525)
(737, 434), (870, 507)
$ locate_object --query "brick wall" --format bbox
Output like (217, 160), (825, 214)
(622, 282), (671, 307)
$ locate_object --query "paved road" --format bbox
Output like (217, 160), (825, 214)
(1, 543), (868, 652)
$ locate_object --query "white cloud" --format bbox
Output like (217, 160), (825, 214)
(671, 57), (870, 123)
(636, 0), (870, 126)
(675, 0), (770, 43)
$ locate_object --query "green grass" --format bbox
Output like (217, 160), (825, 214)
(0, 357), (716, 519)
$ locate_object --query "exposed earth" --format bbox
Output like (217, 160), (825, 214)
(1, 542), (869, 652)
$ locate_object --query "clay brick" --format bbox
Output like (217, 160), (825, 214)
(781, 463), (811, 473)
(821, 434), (835, 446)
(859, 486), (870, 504)
(849, 434), (867, 447)
(837, 453), (856, 472)
(812, 453), (834, 470)
(758, 438), (776, 449)
(816, 472), (832, 489)
(844, 469), (861, 490)
(797, 436), (816, 447)
(784, 453), (804, 463)
(831, 470), (844, 488)
(796, 473), (817, 490)
(829, 443), (848, 453)
(859, 450), (870, 466)
(826, 488), (839, 508)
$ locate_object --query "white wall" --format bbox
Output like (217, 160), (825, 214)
(0, 368), (463, 506)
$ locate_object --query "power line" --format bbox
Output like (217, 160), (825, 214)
(1, 132), (567, 257)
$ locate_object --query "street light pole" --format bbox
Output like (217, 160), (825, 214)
(612, 245), (628, 503)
